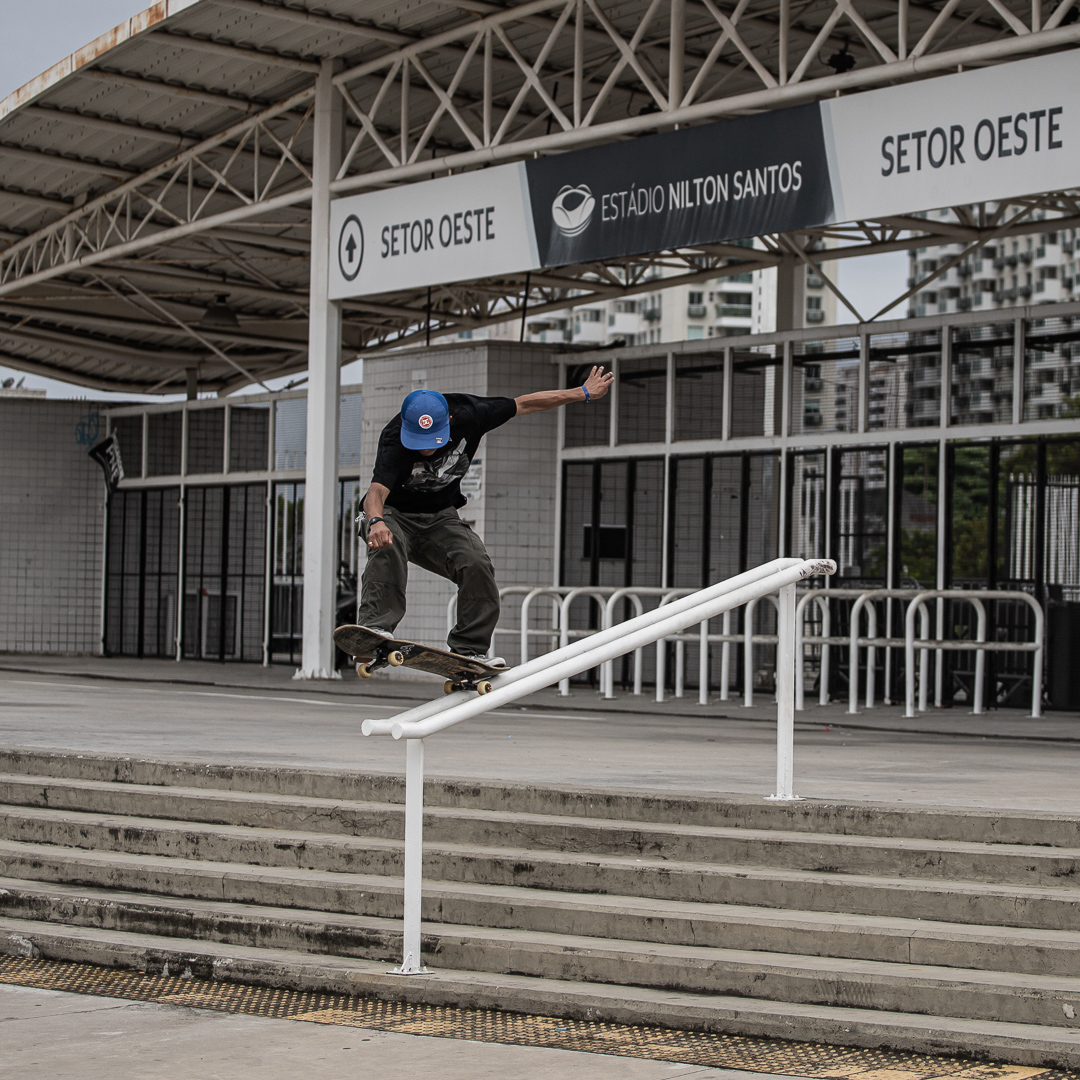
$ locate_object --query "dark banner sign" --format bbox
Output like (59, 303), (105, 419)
(89, 434), (124, 497)
(524, 103), (833, 267)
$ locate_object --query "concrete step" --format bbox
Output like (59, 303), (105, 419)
(3, 916), (1080, 1067)
(4, 750), (1080, 847)
(5, 884), (1080, 1029)
(3, 824), (1079, 934)
(3, 796), (1079, 889)
(6, 872), (1080, 981)
(4, 843), (1080, 973)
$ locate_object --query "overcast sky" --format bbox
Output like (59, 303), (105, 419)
(0, 0), (907, 399)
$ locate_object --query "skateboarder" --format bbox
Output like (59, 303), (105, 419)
(357, 365), (615, 664)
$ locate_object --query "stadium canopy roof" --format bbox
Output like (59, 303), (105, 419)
(0, 0), (1078, 395)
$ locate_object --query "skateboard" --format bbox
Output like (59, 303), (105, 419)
(333, 624), (504, 695)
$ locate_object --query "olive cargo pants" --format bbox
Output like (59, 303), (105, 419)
(357, 505), (500, 656)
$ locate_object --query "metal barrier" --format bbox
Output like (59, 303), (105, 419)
(846, 589), (925, 715)
(451, 583), (1044, 715)
(903, 590), (1044, 719)
(365, 557), (837, 975)
(793, 587), (1043, 717)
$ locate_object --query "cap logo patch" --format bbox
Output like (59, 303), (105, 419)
(418, 414), (433, 429)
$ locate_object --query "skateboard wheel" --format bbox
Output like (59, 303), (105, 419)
(443, 680), (456, 695)
(357, 662), (374, 679)
(476, 680), (493, 696)
(387, 650), (405, 667)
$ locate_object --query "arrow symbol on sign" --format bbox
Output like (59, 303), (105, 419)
(345, 235), (357, 263)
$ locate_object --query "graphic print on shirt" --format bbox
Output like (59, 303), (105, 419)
(403, 440), (470, 493)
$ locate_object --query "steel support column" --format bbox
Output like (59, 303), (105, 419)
(775, 256), (804, 332)
(298, 59), (344, 680)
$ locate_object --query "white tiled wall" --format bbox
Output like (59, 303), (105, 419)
(359, 343), (562, 669)
(0, 400), (105, 654)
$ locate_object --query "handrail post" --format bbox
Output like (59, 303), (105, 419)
(865, 602), (878, 709)
(655, 636), (667, 702)
(918, 603), (931, 714)
(520, 589), (538, 668)
(971, 597), (987, 715)
(795, 596), (806, 712)
(934, 595), (945, 709)
(848, 593), (867, 715)
(394, 737), (430, 975)
(768, 581), (799, 801)
(1031, 600), (1044, 719)
(698, 618), (709, 706)
(905, 598), (917, 718)
(558, 591), (574, 696)
(720, 610), (731, 701)
(743, 597), (757, 707)
(602, 592), (618, 699)
(819, 595), (831, 706)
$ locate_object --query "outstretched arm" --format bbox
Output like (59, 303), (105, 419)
(514, 365), (615, 416)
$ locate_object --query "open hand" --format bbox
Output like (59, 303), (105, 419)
(583, 365), (615, 401)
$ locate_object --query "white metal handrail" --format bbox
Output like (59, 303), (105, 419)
(364, 557), (836, 976)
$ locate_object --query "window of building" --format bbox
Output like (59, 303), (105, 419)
(229, 405), (270, 472)
(618, 357), (667, 443)
(274, 398), (307, 470)
(147, 412), (182, 477)
(187, 408), (225, 474)
(675, 354), (723, 441)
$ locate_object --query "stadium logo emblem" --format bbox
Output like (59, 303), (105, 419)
(551, 184), (595, 238)
(419, 414), (433, 429)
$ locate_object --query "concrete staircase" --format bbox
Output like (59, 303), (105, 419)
(1, 748), (1079, 1067)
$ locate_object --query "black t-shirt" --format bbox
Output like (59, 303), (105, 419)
(368, 393), (516, 513)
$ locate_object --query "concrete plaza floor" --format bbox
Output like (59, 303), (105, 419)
(1, 654), (1079, 1077)
(0, 653), (1078, 812)
(0, 983), (756, 1080)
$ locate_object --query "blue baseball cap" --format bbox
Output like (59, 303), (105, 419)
(400, 389), (450, 450)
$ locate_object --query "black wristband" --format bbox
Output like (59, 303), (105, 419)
(368, 516), (384, 526)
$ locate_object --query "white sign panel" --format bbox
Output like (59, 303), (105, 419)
(822, 51), (1078, 223)
(327, 52), (1080, 300)
(328, 163), (538, 300)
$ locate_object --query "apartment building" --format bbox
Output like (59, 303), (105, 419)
(909, 215), (1079, 424)
(457, 253), (837, 350)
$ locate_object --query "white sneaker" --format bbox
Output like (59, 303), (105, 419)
(462, 652), (506, 668)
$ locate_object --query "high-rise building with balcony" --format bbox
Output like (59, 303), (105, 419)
(454, 252), (837, 350)
(908, 214), (1079, 426)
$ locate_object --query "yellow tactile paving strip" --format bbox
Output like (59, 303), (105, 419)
(0, 955), (1072, 1080)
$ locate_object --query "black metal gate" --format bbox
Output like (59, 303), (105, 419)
(104, 487), (180, 658)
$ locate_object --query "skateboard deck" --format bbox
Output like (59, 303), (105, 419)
(333, 624), (503, 694)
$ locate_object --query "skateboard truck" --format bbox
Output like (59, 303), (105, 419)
(355, 641), (406, 679)
(442, 676), (494, 696)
